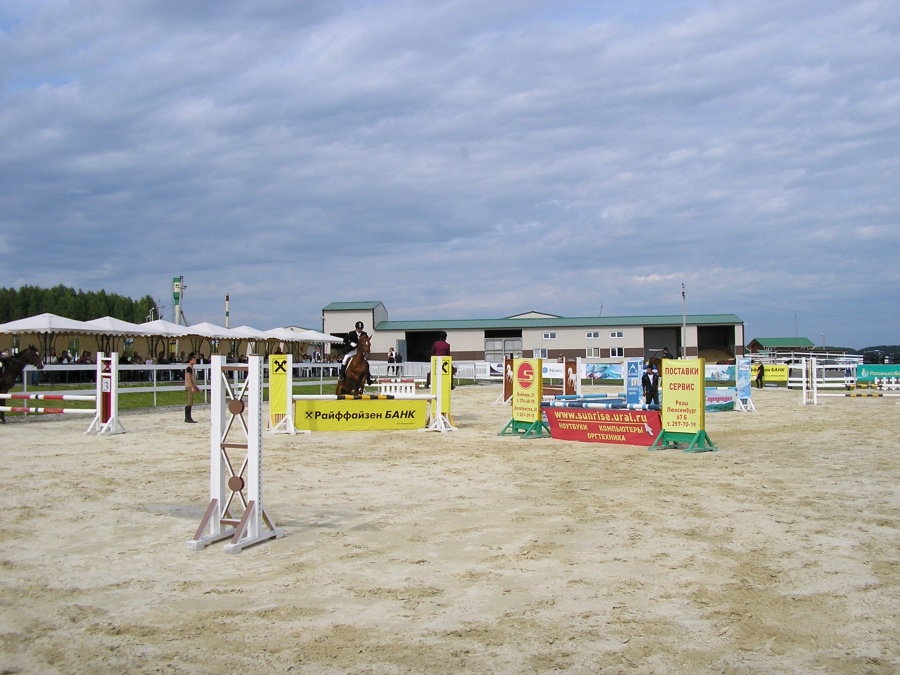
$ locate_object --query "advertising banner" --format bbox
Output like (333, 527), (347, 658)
(752, 363), (788, 383)
(705, 387), (736, 411)
(544, 407), (662, 446)
(651, 358), (717, 452)
(736, 358), (751, 400)
(431, 355), (453, 419)
(511, 358), (542, 423)
(541, 362), (565, 380)
(625, 358), (644, 406)
(705, 364), (735, 382)
(856, 364), (900, 382)
(660, 359), (705, 434)
(584, 362), (623, 381)
(294, 399), (427, 431)
(268, 355), (288, 426)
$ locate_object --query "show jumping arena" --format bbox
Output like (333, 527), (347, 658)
(0, 378), (898, 672)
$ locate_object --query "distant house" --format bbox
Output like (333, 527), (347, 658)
(747, 337), (815, 353)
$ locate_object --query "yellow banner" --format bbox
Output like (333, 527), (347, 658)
(511, 358), (542, 423)
(269, 355), (288, 425)
(294, 398), (428, 431)
(751, 363), (788, 382)
(661, 358), (705, 433)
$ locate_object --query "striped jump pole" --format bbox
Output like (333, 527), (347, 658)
(1, 352), (124, 435)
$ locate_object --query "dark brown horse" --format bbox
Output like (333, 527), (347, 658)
(1, 346), (45, 423)
(336, 333), (371, 396)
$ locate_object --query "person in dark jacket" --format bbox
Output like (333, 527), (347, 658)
(641, 363), (660, 405)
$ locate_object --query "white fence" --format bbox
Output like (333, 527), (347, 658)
(16, 360), (484, 407)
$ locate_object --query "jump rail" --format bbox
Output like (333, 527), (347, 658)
(1, 353), (124, 434)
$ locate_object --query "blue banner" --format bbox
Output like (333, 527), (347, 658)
(736, 357), (752, 400)
(625, 358), (644, 405)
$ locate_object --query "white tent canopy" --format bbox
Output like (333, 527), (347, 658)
(139, 319), (191, 337)
(230, 325), (274, 341)
(85, 316), (167, 336)
(1, 314), (342, 360)
(0, 312), (105, 335)
(184, 322), (246, 340)
(267, 327), (343, 343)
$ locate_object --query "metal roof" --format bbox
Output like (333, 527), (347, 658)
(749, 337), (815, 348)
(323, 301), (384, 311)
(374, 314), (743, 331)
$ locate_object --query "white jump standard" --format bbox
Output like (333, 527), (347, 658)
(187, 355), (283, 553)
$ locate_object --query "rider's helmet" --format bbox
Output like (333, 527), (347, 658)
(355, 321), (364, 330)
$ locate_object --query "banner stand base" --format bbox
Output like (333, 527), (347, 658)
(649, 430), (718, 453)
(498, 418), (551, 439)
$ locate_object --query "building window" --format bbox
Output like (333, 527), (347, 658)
(586, 331), (600, 339)
(610, 331), (623, 339)
(543, 332), (557, 340)
(533, 348), (548, 358)
(610, 347), (624, 357)
(586, 347), (601, 357)
(485, 337), (523, 363)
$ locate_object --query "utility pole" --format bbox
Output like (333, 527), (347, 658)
(681, 283), (686, 358)
(173, 276), (186, 326)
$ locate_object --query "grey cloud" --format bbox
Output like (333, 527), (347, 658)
(1, 1), (898, 346)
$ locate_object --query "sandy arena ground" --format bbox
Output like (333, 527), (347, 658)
(0, 384), (897, 674)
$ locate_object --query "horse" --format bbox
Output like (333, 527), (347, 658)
(647, 347), (676, 380)
(1, 346), (45, 424)
(336, 333), (371, 396)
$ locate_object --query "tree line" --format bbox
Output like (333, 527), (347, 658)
(0, 285), (158, 324)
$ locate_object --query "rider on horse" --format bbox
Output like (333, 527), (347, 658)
(339, 321), (374, 384)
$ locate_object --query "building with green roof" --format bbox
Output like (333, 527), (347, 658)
(747, 337), (816, 352)
(323, 302), (745, 363)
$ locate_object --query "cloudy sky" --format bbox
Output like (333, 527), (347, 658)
(2, 1), (898, 349)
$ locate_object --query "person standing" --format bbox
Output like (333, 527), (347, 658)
(642, 363), (660, 405)
(428, 332), (452, 388)
(755, 362), (765, 389)
(387, 347), (396, 376)
(431, 331), (450, 357)
(184, 353), (200, 423)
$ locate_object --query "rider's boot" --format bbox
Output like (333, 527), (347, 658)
(185, 406), (196, 423)
(339, 364), (346, 381)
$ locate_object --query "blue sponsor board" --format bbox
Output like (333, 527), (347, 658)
(736, 358), (752, 400)
(625, 357), (644, 405)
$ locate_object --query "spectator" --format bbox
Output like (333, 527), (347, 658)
(642, 363), (660, 405)
(184, 353), (200, 423)
(387, 347), (396, 376)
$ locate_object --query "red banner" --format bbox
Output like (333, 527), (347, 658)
(544, 408), (662, 446)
